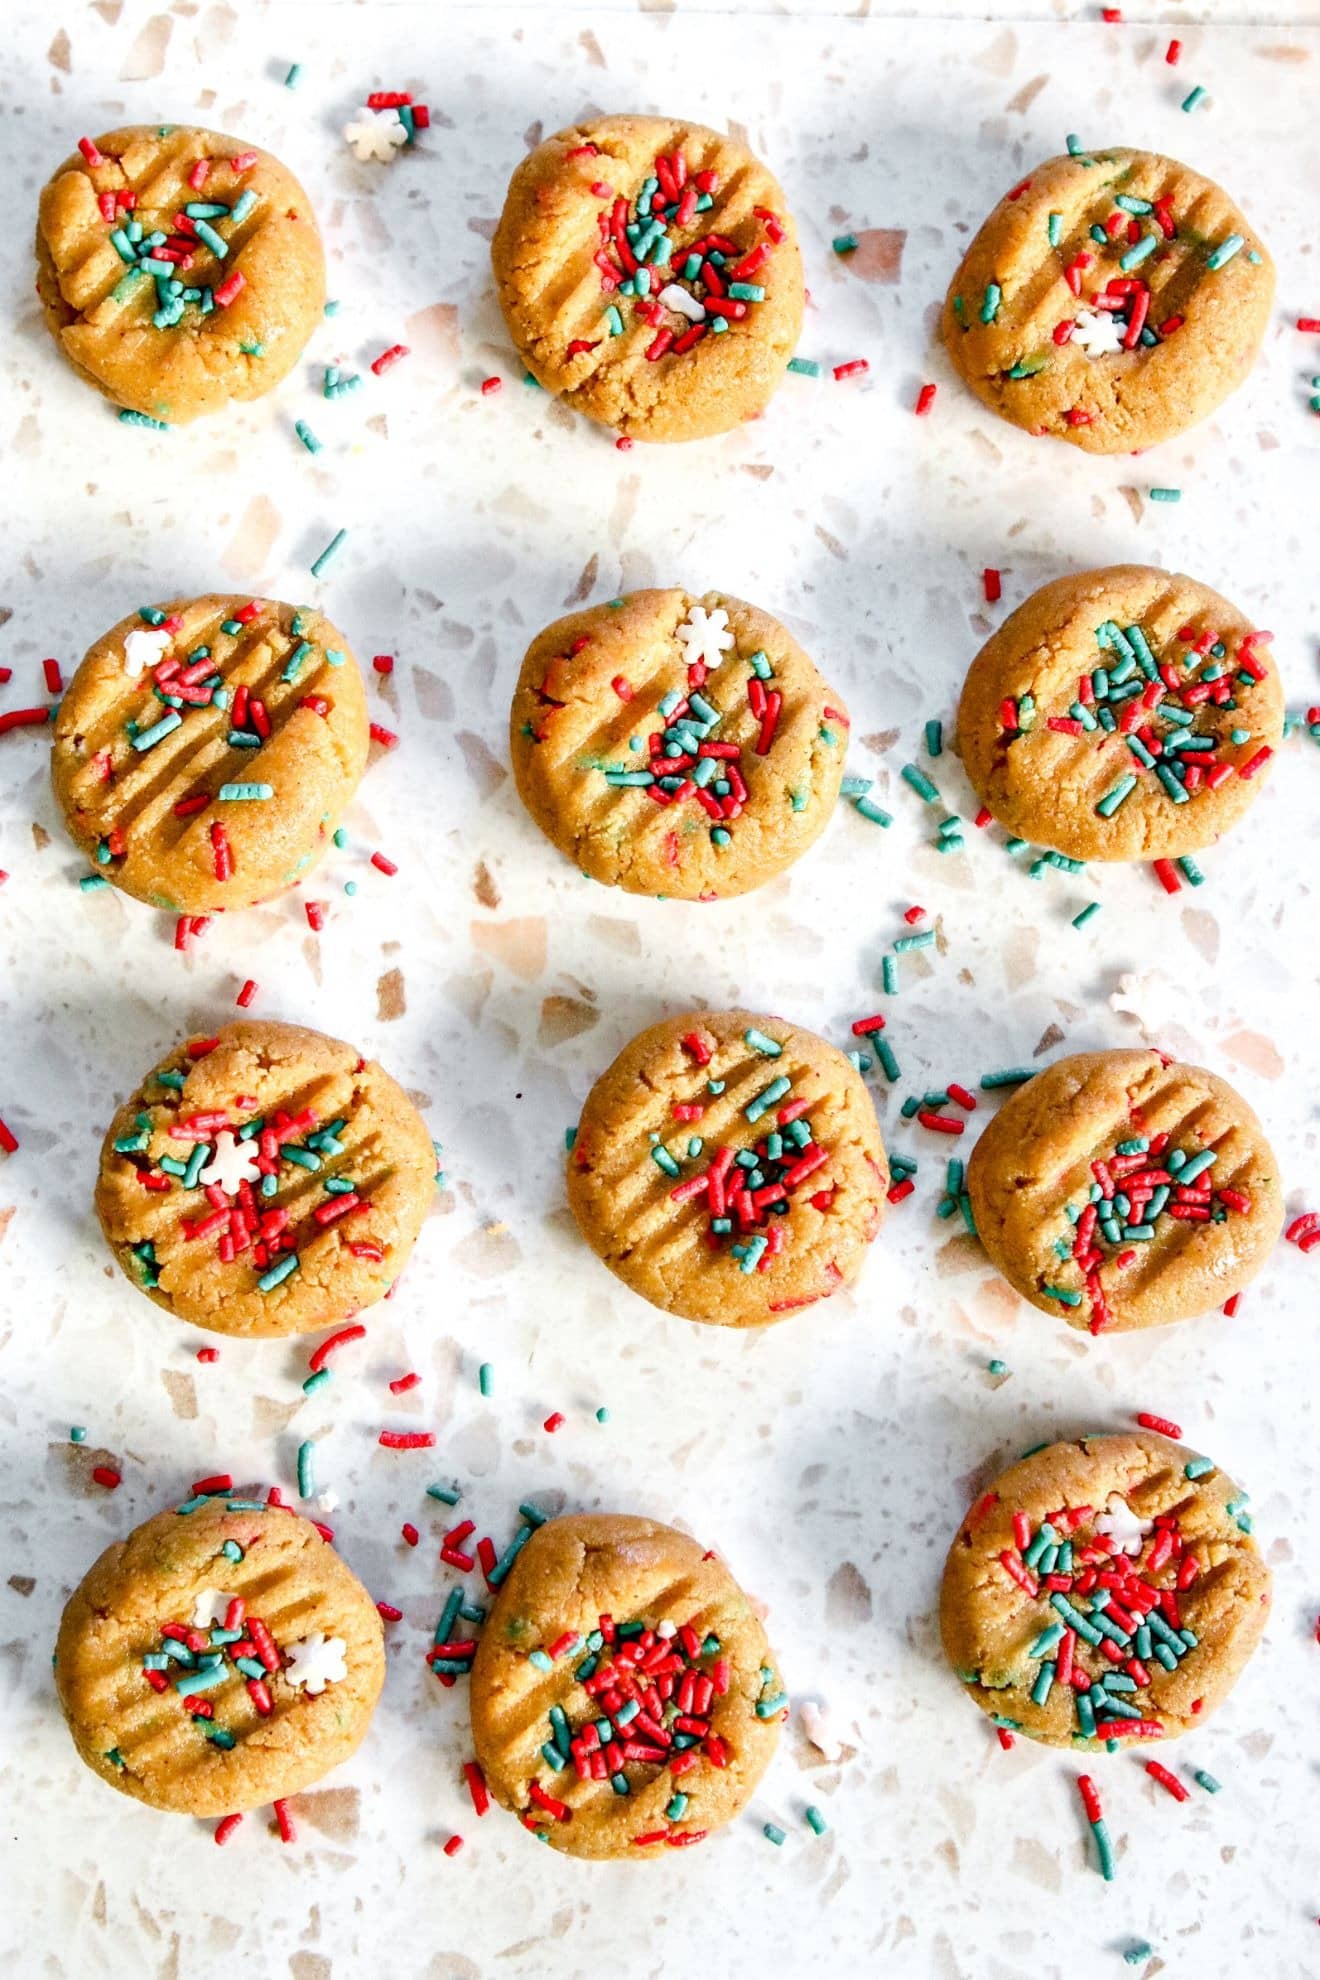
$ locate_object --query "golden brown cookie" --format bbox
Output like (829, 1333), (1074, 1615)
(942, 147), (1273, 453)
(56, 1498), (385, 1815)
(36, 125), (325, 423)
(492, 115), (804, 442)
(95, 1019), (437, 1338)
(966, 1049), (1282, 1336)
(468, 1512), (785, 1858)
(940, 1432), (1270, 1749)
(52, 594), (369, 914)
(956, 566), (1284, 862)
(568, 1009), (887, 1326)
(510, 589), (849, 899)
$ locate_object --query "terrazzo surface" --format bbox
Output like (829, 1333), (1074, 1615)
(1, 3), (1318, 1976)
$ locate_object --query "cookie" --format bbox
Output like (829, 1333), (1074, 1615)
(966, 1049), (1282, 1336)
(956, 566), (1284, 862)
(940, 1432), (1270, 1749)
(492, 115), (804, 443)
(56, 1497), (385, 1815)
(468, 1512), (785, 1858)
(95, 1019), (436, 1338)
(567, 1009), (888, 1326)
(510, 589), (849, 899)
(52, 594), (370, 914)
(36, 125), (325, 424)
(942, 146), (1273, 453)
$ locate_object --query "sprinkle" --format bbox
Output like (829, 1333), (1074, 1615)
(1206, 235), (1244, 272)
(295, 420), (322, 455)
(901, 763), (939, 803)
(832, 234), (859, 255)
(217, 782), (272, 801)
(983, 568), (1002, 603)
(1193, 1770), (1221, 1794)
(981, 283), (1002, 324)
(981, 1067), (1032, 1089)
(1072, 901), (1102, 929)
(1166, 37), (1182, 62)
(118, 410), (170, 430)
(257, 1253), (299, 1293)
(284, 63), (304, 88)
(1144, 1760), (1189, 1802)
(310, 528), (348, 579)
(543, 1412), (565, 1434)
(92, 1465), (121, 1490)
(464, 1761), (490, 1816)
(744, 1028), (782, 1058)
(805, 1806), (828, 1835)
(787, 356), (821, 377)
(371, 344), (410, 376)
(371, 851), (398, 876)
(1148, 487), (1181, 503)
(832, 359), (868, 381)
(214, 1813), (243, 1845)
(1136, 1412), (1182, 1438)
(478, 1362), (494, 1397)
(308, 1323), (366, 1373)
(763, 1823), (786, 1847)
(297, 1440), (316, 1499)
(915, 383), (937, 416)
(481, 375), (502, 395)
(378, 1430), (435, 1450)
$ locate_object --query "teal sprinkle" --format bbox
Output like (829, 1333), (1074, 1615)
(302, 1368), (332, 1396)
(427, 1482), (462, 1505)
(231, 189), (257, 226)
(980, 283), (1002, 324)
(855, 794), (892, 826)
(1119, 233), (1158, 272)
(1148, 487), (1181, 503)
(1072, 901), (1102, 929)
(901, 763), (939, 803)
(191, 217), (227, 259)
(1047, 212), (1063, 247)
(295, 420), (322, 454)
(763, 1823), (786, 1846)
(79, 874), (110, 892)
(478, 1363), (494, 1397)
(924, 718), (943, 757)
(1206, 234), (1245, 270)
(217, 782), (273, 801)
(1177, 855), (1205, 886)
(1193, 1770), (1221, 1794)
(132, 710), (182, 751)
(118, 409), (170, 430)
(297, 1439), (316, 1499)
(258, 1252), (299, 1293)
(805, 1805), (828, 1835)
(787, 356), (821, 376)
(744, 1028), (782, 1058)
(285, 62), (304, 87)
(310, 528), (348, 578)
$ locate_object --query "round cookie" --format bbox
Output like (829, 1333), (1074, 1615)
(511, 589), (849, 899)
(95, 1019), (436, 1338)
(492, 115), (804, 443)
(36, 125), (325, 423)
(966, 1048), (1282, 1336)
(52, 594), (370, 914)
(940, 1432), (1270, 1748)
(957, 566), (1284, 863)
(567, 1009), (888, 1326)
(942, 146), (1273, 453)
(56, 1498), (385, 1814)
(468, 1512), (786, 1858)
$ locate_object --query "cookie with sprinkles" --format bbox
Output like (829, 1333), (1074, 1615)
(468, 1512), (785, 1857)
(965, 1049), (1282, 1336)
(56, 1497), (384, 1814)
(491, 115), (804, 442)
(35, 126), (325, 422)
(52, 595), (369, 913)
(942, 147), (1273, 452)
(956, 566), (1285, 862)
(941, 1432), (1270, 1748)
(567, 1009), (888, 1326)
(510, 589), (850, 899)
(95, 1020), (437, 1337)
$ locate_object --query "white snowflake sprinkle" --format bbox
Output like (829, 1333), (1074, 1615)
(799, 1699), (845, 1762)
(657, 283), (706, 324)
(675, 604), (734, 671)
(191, 1588), (241, 1629)
(343, 108), (409, 165)
(284, 1631), (348, 1695)
(121, 627), (172, 680)
(198, 1130), (261, 1198)
(1094, 1493), (1153, 1557)
(1070, 308), (1126, 358)
(656, 1619), (677, 1639)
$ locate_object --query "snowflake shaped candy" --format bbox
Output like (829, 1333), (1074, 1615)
(198, 1130), (261, 1198)
(191, 1588), (241, 1629)
(1094, 1492), (1153, 1557)
(343, 108), (408, 164)
(284, 1630), (348, 1695)
(676, 605), (734, 671)
(656, 283), (707, 325)
(121, 627), (172, 680)
(1070, 308), (1126, 359)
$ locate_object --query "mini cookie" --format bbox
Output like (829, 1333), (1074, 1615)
(492, 115), (803, 442)
(468, 1512), (785, 1858)
(36, 125), (325, 423)
(52, 594), (369, 913)
(95, 1019), (436, 1338)
(966, 1049), (1282, 1336)
(940, 1432), (1270, 1749)
(568, 1009), (887, 1326)
(942, 146), (1273, 453)
(511, 589), (849, 899)
(56, 1498), (385, 1814)
(957, 566), (1284, 863)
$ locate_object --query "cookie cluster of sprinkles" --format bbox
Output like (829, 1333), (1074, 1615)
(1048, 1129), (1249, 1334)
(988, 1480), (1220, 1744)
(115, 1042), (383, 1294)
(80, 137), (262, 330)
(575, 138), (782, 363)
(657, 1027), (837, 1285)
(138, 1496), (346, 1749)
(997, 616), (1274, 819)
(518, 1604), (787, 1845)
(83, 602), (342, 886)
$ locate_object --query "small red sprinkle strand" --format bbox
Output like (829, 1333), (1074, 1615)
(1166, 37), (1182, 63)
(983, 568), (1002, 603)
(43, 658), (63, 694)
(0, 1117), (18, 1155)
(92, 1465), (121, 1489)
(402, 1523), (420, 1547)
(371, 345), (410, 376)
(273, 1798), (296, 1843)
(379, 1429), (435, 1450)
(235, 979), (258, 1009)
(464, 1761), (490, 1816)
(214, 1813), (243, 1846)
(371, 851), (398, 876)
(833, 359), (868, 381)
(305, 900), (326, 931)
(1145, 1759), (1188, 1801)
(369, 722), (399, 748)
(443, 1834), (464, 1857)
(543, 1412), (566, 1434)
(1136, 1412), (1182, 1438)
(914, 382), (937, 415)
(480, 376), (502, 396)
(377, 1601), (404, 1621)
(308, 1323), (367, 1373)
(389, 1371), (421, 1394)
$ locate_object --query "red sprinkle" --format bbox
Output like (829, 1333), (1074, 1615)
(543, 1412), (566, 1434)
(464, 1761), (490, 1816)
(78, 136), (107, 167)
(1166, 37), (1182, 63)
(308, 1323), (367, 1373)
(903, 905), (926, 925)
(1152, 858), (1182, 895)
(0, 1117), (18, 1155)
(389, 1372), (421, 1394)
(235, 979), (258, 1009)
(1136, 1412), (1182, 1438)
(213, 270), (246, 309)
(379, 1429), (435, 1450)
(371, 344), (410, 376)
(480, 375), (502, 395)
(851, 1014), (887, 1036)
(1297, 317), (1320, 334)
(1077, 1775), (1103, 1825)
(983, 568), (1002, 603)
(305, 900), (326, 932)
(914, 382), (937, 415)
(43, 658), (63, 694)
(1145, 1759), (1189, 1801)
(214, 1813), (243, 1846)
(371, 852), (398, 876)
(373, 654), (394, 674)
(918, 1110), (964, 1135)
(197, 1346), (220, 1363)
(191, 1473), (232, 1496)
(443, 1834), (464, 1857)
(91, 1465), (121, 1490)
(273, 1799), (296, 1843)
(833, 359), (869, 381)
(402, 1523), (420, 1547)
(0, 707), (53, 735)
(369, 722), (399, 749)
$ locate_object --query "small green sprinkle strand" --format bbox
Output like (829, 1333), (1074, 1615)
(787, 356), (820, 377)
(1072, 901), (1102, 929)
(295, 420), (322, 454)
(854, 794), (892, 826)
(296, 1439), (316, 1500)
(1148, 487), (1181, 503)
(70, 1426), (87, 1443)
(118, 409), (170, 430)
(924, 718), (943, 757)
(745, 1028), (782, 1058)
(1193, 1769), (1221, 1794)
(1177, 855), (1204, 886)
(285, 62), (304, 88)
(302, 1368), (332, 1396)
(1048, 212), (1063, 247)
(981, 283), (1002, 324)
(1184, 1456), (1215, 1480)
(1181, 84), (1207, 113)
(988, 1358), (1008, 1377)
(832, 234), (859, 255)
(478, 1363), (494, 1397)
(1206, 233), (1244, 271)
(595, 1406), (610, 1424)
(763, 1822), (786, 1846)
(901, 763), (939, 803)
(981, 1067), (1033, 1089)
(427, 1482), (462, 1505)
(1124, 1944), (1155, 1967)
(804, 1805), (828, 1836)
(310, 527), (348, 578)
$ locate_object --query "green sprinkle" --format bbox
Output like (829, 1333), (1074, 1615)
(882, 954), (899, 996)
(310, 528), (348, 578)
(1181, 84), (1207, 113)
(924, 718), (943, 757)
(787, 356), (821, 377)
(1207, 233), (1245, 271)
(1193, 1770), (1221, 1794)
(744, 1028), (782, 1058)
(302, 1368), (332, 1396)
(1096, 775), (1136, 818)
(901, 763), (939, 803)
(132, 710), (183, 752)
(1123, 1947), (1155, 1969)
(980, 282), (1002, 324)
(1091, 1817), (1116, 1881)
(1119, 233), (1158, 272)
(894, 929), (935, 954)
(832, 234), (859, 255)
(763, 1823), (786, 1846)
(595, 1407), (610, 1424)
(118, 409), (170, 430)
(478, 1363), (494, 1397)
(1177, 855), (1204, 886)
(981, 1067), (1032, 1089)
(804, 1805), (828, 1835)
(231, 190), (257, 226)
(1072, 901), (1103, 929)
(296, 1440), (316, 1499)
(1042, 1284), (1082, 1307)
(217, 782), (273, 801)
(854, 794), (892, 826)
(257, 1252), (299, 1293)
(295, 420), (322, 454)
(1184, 1456), (1215, 1480)
(192, 217), (228, 260)
(1047, 212), (1063, 247)
(1148, 487), (1181, 503)
(285, 62), (304, 87)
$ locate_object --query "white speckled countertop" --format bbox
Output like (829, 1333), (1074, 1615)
(2, 4), (1319, 1976)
